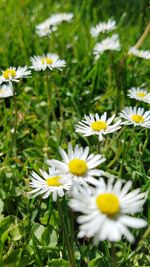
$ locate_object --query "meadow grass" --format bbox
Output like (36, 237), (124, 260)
(0, 0), (150, 266)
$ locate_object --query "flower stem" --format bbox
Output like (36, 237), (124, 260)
(111, 243), (117, 267)
(12, 87), (17, 156)
(119, 127), (135, 177)
(57, 199), (76, 267)
(45, 71), (59, 132)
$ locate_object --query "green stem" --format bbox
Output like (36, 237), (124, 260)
(111, 243), (117, 267)
(107, 142), (122, 169)
(143, 129), (149, 152)
(45, 71), (59, 132)
(12, 88), (17, 156)
(110, 54), (120, 112)
(57, 199), (76, 267)
(97, 136), (100, 154)
(111, 127), (125, 146)
(119, 127), (135, 177)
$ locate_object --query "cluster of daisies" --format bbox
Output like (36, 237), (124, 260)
(29, 84), (150, 242)
(91, 18), (150, 60)
(0, 13), (149, 244)
(30, 142), (147, 243)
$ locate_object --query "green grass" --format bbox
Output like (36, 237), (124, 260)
(0, 0), (150, 266)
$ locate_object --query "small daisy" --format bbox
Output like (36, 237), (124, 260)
(0, 66), (31, 84)
(93, 34), (121, 60)
(128, 47), (150, 59)
(29, 166), (72, 201)
(36, 20), (57, 37)
(128, 87), (150, 104)
(120, 106), (150, 128)
(30, 53), (66, 71)
(90, 19), (116, 37)
(47, 143), (105, 187)
(36, 13), (73, 36)
(0, 83), (13, 98)
(47, 13), (73, 26)
(75, 113), (121, 141)
(69, 178), (147, 242)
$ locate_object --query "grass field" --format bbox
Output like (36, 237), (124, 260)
(0, 0), (150, 266)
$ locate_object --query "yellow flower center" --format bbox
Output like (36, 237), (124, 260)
(46, 176), (62, 186)
(3, 69), (16, 79)
(69, 159), (87, 176)
(136, 92), (146, 98)
(91, 120), (107, 131)
(41, 57), (53, 65)
(96, 193), (120, 217)
(132, 114), (144, 123)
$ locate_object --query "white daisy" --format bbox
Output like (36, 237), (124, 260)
(69, 178), (147, 242)
(120, 106), (150, 128)
(29, 166), (72, 201)
(0, 83), (13, 98)
(47, 13), (73, 26)
(128, 87), (150, 104)
(128, 47), (150, 59)
(90, 19), (116, 37)
(36, 12), (73, 37)
(93, 34), (121, 60)
(0, 66), (31, 84)
(47, 143), (105, 187)
(30, 53), (66, 71)
(36, 19), (57, 37)
(75, 112), (121, 141)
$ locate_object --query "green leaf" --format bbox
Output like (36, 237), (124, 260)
(0, 216), (16, 244)
(89, 256), (110, 267)
(49, 259), (69, 267)
(0, 199), (4, 214)
(2, 249), (33, 267)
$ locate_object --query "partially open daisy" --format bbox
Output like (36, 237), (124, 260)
(93, 34), (121, 60)
(128, 87), (150, 104)
(75, 113), (121, 141)
(30, 53), (66, 71)
(0, 83), (13, 98)
(69, 178), (147, 242)
(47, 143), (105, 187)
(120, 107), (150, 128)
(35, 12), (73, 37)
(128, 47), (150, 59)
(36, 20), (57, 37)
(46, 13), (73, 26)
(29, 167), (72, 201)
(90, 19), (116, 37)
(0, 66), (31, 84)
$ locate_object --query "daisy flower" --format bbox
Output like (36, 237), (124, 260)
(75, 112), (121, 141)
(47, 13), (73, 26)
(30, 53), (66, 71)
(120, 106), (150, 128)
(93, 34), (121, 60)
(90, 19), (116, 37)
(69, 178), (147, 242)
(36, 19), (57, 37)
(47, 143), (105, 187)
(128, 47), (150, 59)
(29, 166), (72, 201)
(35, 12), (73, 37)
(0, 66), (31, 84)
(128, 87), (150, 104)
(0, 83), (13, 98)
